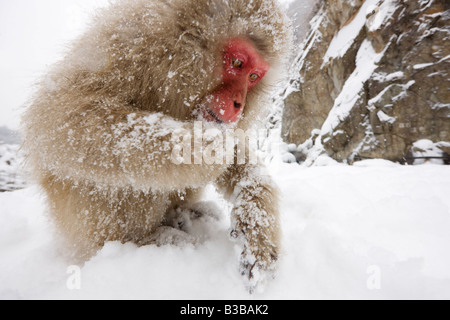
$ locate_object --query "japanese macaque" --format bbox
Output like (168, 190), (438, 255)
(22, 0), (291, 289)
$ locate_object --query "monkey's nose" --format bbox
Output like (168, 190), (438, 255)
(232, 90), (246, 109)
(234, 101), (242, 109)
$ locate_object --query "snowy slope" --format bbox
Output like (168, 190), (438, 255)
(1, 161), (449, 299)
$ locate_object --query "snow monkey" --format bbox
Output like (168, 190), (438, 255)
(22, 0), (291, 289)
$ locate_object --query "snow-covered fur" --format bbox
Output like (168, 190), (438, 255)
(21, 0), (291, 288)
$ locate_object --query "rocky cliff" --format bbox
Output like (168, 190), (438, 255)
(281, 0), (450, 164)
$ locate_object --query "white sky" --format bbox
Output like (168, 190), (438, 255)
(0, 0), (293, 130)
(0, 0), (109, 129)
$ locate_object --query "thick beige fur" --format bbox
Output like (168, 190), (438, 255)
(22, 0), (291, 282)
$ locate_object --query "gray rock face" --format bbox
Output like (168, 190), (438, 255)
(282, 0), (450, 164)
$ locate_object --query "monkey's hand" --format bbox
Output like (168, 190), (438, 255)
(228, 169), (281, 293)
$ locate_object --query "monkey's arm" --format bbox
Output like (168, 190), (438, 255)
(26, 97), (223, 191)
(216, 163), (281, 288)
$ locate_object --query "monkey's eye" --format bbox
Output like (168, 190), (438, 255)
(232, 58), (243, 68)
(250, 73), (259, 81)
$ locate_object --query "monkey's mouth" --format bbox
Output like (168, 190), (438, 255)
(205, 107), (224, 124)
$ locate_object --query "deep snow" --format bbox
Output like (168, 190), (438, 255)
(1, 160), (449, 299)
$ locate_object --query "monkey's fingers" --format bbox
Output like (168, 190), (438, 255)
(239, 250), (279, 294)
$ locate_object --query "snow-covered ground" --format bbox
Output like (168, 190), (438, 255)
(0, 0), (448, 300)
(1, 160), (449, 300)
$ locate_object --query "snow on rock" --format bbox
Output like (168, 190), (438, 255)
(0, 144), (26, 192)
(320, 39), (387, 136)
(377, 110), (396, 125)
(366, 0), (399, 32)
(1, 163), (450, 299)
(322, 0), (379, 64)
(0, 128), (23, 192)
(411, 139), (450, 165)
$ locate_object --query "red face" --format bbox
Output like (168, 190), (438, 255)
(202, 38), (270, 124)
